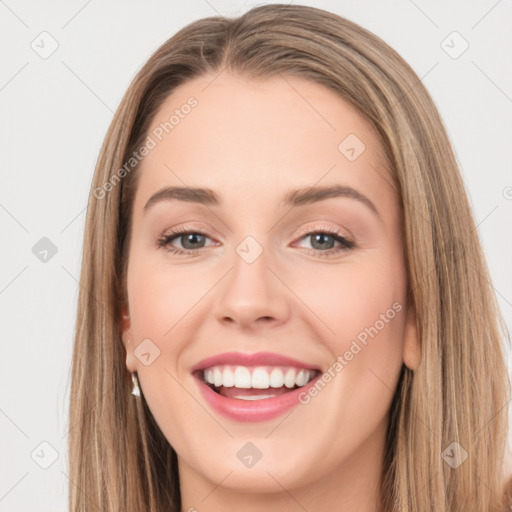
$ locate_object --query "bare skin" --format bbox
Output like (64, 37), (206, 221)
(121, 72), (421, 512)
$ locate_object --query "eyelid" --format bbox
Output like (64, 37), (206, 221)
(293, 223), (352, 240)
(161, 222), (352, 243)
(160, 222), (218, 240)
(290, 223), (355, 252)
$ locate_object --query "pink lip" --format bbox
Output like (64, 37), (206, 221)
(193, 371), (322, 423)
(190, 351), (322, 422)
(190, 351), (321, 373)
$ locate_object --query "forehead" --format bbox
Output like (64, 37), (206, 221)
(134, 72), (395, 214)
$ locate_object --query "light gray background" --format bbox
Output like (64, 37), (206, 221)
(1, 0), (511, 509)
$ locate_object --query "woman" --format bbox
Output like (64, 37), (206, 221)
(68, 4), (512, 511)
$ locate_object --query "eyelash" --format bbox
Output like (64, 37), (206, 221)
(156, 225), (355, 258)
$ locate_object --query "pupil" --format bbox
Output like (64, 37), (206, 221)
(312, 233), (333, 250)
(183, 233), (204, 249)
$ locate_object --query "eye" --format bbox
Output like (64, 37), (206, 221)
(156, 226), (214, 256)
(156, 225), (355, 258)
(293, 226), (355, 257)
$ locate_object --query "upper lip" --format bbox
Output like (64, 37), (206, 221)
(190, 351), (322, 373)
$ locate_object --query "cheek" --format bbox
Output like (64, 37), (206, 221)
(126, 255), (205, 346)
(294, 255), (407, 378)
(125, 255), (205, 441)
(286, 257), (407, 463)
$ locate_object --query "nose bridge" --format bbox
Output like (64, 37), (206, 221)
(213, 233), (289, 327)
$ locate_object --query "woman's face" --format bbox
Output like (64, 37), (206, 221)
(122, 73), (420, 504)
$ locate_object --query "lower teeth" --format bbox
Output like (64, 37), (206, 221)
(210, 384), (299, 400)
(233, 394), (276, 401)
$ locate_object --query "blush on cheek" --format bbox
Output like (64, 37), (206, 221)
(314, 274), (405, 367)
(128, 258), (200, 337)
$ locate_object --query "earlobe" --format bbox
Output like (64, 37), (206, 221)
(402, 301), (421, 371)
(121, 302), (137, 372)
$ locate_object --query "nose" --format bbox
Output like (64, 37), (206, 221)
(213, 242), (291, 330)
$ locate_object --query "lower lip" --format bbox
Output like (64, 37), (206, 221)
(193, 372), (321, 422)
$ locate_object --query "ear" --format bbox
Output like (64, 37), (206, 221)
(402, 301), (421, 370)
(121, 302), (137, 372)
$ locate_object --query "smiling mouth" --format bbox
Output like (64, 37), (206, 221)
(195, 365), (322, 400)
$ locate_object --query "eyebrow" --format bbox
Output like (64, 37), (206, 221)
(143, 184), (380, 218)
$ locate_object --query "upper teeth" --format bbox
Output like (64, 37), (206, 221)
(202, 365), (316, 389)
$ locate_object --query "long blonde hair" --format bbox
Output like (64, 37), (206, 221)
(68, 4), (512, 511)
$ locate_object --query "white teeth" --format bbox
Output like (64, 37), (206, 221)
(202, 365), (316, 389)
(284, 368), (296, 388)
(233, 394), (276, 400)
(251, 368), (270, 389)
(233, 367), (252, 388)
(269, 368), (284, 388)
(222, 367), (235, 387)
(296, 369), (308, 387)
(213, 367), (223, 387)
